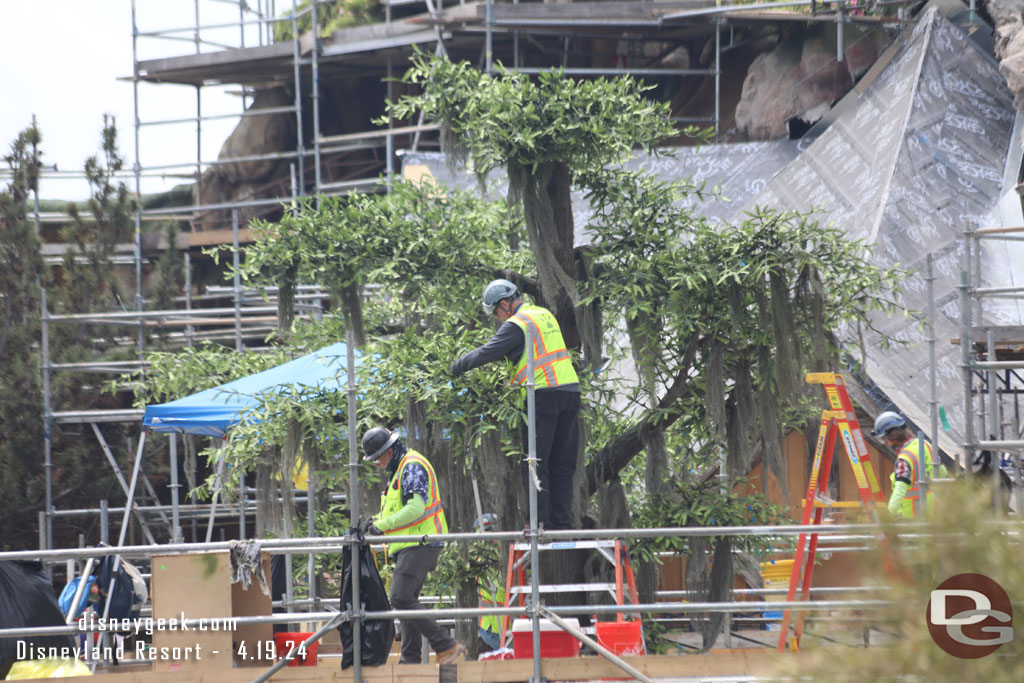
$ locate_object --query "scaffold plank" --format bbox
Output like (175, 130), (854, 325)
(64, 652), (789, 683)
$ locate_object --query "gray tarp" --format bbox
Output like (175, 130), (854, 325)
(730, 8), (1022, 463)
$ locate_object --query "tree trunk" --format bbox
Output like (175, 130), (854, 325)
(338, 282), (366, 347)
(276, 267), (296, 342)
(512, 162), (580, 351)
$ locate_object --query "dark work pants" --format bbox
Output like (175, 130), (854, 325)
(391, 545), (454, 663)
(520, 390), (581, 530)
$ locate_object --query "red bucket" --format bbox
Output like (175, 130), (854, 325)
(274, 632), (317, 667)
(595, 621), (646, 656)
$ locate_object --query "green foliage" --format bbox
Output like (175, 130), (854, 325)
(56, 115), (134, 320)
(582, 166), (906, 487)
(630, 478), (790, 563)
(0, 122), (44, 549)
(425, 541), (503, 603)
(385, 51), (681, 179)
(273, 0), (381, 42)
(774, 482), (1024, 680)
(119, 343), (292, 410)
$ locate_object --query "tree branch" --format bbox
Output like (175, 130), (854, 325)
(585, 333), (704, 496)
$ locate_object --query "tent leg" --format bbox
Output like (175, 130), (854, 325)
(91, 423), (158, 545)
(169, 433), (183, 543)
(91, 430), (147, 671)
(117, 431), (148, 548)
(206, 442), (227, 543)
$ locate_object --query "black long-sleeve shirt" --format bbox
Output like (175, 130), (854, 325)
(450, 316), (579, 392)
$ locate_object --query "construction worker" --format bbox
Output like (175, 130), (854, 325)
(871, 412), (946, 519)
(362, 427), (467, 664)
(450, 279), (581, 530)
(473, 513), (505, 652)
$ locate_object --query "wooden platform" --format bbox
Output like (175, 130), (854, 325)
(35, 652), (788, 682)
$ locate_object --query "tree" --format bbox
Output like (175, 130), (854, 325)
(129, 64), (906, 651)
(386, 52), (684, 364)
(0, 123), (44, 549)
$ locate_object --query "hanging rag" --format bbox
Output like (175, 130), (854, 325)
(228, 540), (271, 597)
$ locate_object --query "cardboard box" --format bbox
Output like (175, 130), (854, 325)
(150, 552), (273, 673)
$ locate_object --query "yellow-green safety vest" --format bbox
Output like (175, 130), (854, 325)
(478, 584), (506, 636)
(379, 449), (448, 554)
(889, 437), (945, 519)
(507, 304), (578, 389)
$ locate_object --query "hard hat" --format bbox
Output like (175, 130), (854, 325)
(482, 279), (519, 315)
(474, 513), (498, 532)
(871, 411), (906, 437)
(362, 427), (399, 461)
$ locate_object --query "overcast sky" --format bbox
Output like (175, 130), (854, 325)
(1, 1), (271, 201)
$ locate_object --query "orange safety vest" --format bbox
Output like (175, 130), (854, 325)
(507, 304), (578, 388)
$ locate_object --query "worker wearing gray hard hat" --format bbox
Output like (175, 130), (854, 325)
(361, 427), (466, 664)
(449, 279), (581, 530)
(871, 411), (946, 519)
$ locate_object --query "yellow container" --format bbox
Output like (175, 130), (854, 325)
(760, 559), (794, 602)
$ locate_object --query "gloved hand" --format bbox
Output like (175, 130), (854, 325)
(363, 517), (382, 537)
(449, 357), (465, 377)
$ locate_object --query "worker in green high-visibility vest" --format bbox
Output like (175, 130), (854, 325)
(450, 279), (581, 530)
(871, 412), (947, 519)
(362, 427), (467, 665)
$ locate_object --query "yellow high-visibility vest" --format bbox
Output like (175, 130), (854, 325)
(507, 304), (578, 388)
(889, 437), (945, 519)
(478, 584), (506, 636)
(378, 450), (447, 553)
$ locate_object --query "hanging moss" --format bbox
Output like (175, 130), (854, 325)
(768, 269), (803, 405)
(727, 359), (756, 481)
(756, 345), (788, 500)
(705, 339), (726, 451)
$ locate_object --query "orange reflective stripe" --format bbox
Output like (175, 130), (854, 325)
(387, 504), (445, 533)
(514, 311), (549, 356)
(511, 349), (571, 385)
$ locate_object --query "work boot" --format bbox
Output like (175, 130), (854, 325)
(436, 642), (467, 664)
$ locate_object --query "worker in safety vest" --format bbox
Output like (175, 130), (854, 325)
(362, 427), (467, 665)
(473, 513), (505, 652)
(871, 412), (946, 519)
(450, 279), (581, 530)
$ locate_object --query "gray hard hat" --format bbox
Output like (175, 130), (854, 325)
(871, 411), (906, 437)
(362, 426), (399, 461)
(482, 279), (519, 315)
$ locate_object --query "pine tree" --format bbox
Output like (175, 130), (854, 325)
(0, 123), (44, 549)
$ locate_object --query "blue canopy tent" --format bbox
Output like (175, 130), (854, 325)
(130, 341), (361, 546)
(143, 341), (359, 436)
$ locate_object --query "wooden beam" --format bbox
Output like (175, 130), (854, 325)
(188, 228), (255, 248)
(63, 651), (800, 682)
(458, 652), (786, 682)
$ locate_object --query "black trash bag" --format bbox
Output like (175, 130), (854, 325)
(270, 554), (288, 634)
(339, 541), (395, 669)
(0, 560), (77, 679)
(96, 555), (137, 620)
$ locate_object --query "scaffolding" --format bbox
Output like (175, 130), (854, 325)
(958, 226), (1024, 512)
(16, 4), (949, 679)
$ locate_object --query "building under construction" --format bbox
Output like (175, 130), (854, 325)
(6, 0), (1024, 680)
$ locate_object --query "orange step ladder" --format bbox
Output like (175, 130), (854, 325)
(777, 372), (905, 652)
(497, 539), (640, 647)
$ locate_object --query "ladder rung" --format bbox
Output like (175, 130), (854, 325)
(802, 499), (863, 508)
(511, 540), (620, 551)
(508, 583), (616, 594)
